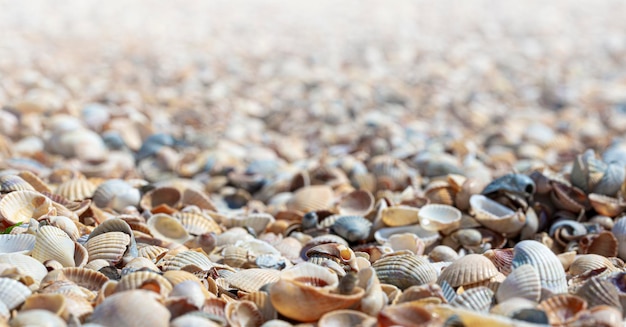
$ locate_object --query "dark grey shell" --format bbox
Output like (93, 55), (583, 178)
(331, 215), (372, 242)
(481, 173), (535, 198)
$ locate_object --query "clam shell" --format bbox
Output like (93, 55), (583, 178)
(226, 268), (280, 292)
(0, 253), (48, 289)
(374, 224), (440, 247)
(86, 231), (131, 265)
(181, 188), (217, 211)
(90, 290), (171, 327)
(575, 277), (622, 309)
(568, 254), (617, 276)
(137, 244), (169, 261)
(140, 186), (181, 212)
(115, 270), (173, 296)
(0, 190), (54, 226)
(512, 240), (567, 294)
(21, 293), (68, 319)
(174, 212), (222, 236)
(158, 250), (215, 271)
(437, 254), (499, 288)
(495, 264), (541, 303)
(41, 267), (109, 292)
(0, 277), (32, 310)
(147, 213), (191, 244)
(286, 185), (334, 212)
(55, 177), (96, 201)
(583, 230), (618, 257)
(373, 252), (437, 290)
(337, 190), (375, 216)
(0, 233), (36, 254)
(224, 213), (274, 235)
(331, 215), (372, 242)
(377, 301), (442, 327)
(31, 225), (76, 267)
(537, 294), (587, 326)
(318, 309), (377, 327)
(92, 179), (140, 211)
(88, 218), (138, 257)
(469, 194), (526, 234)
(428, 245), (459, 262)
(381, 206), (420, 227)
(450, 286), (494, 313)
(417, 204), (461, 232)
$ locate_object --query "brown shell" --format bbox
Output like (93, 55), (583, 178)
(41, 267), (109, 292)
(286, 185), (334, 212)
(226, 268), (280, 293)
(437, 254), (499, 288)
(537, 294), (587, 326)
(115, 270), (173, 296)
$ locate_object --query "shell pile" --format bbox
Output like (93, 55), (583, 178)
(2, 0), (626, 326)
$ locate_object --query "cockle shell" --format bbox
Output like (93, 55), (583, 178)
(90, 290), (170, 327)
(224, 213), (274, 235)
(437, 254), (499, 288)
(174, 211), (222, 236)
(469, 194), (526, 235)
(373, 252), (437, 290)
(225, 300), (264, 327)
(115, 270), (173, 296)
(226, 268), (280, 293)
(0, 190), (54, 226)
(537, 294), (587, 326)
(55, 177), (97, 201)
(575, 277), (622, 310)
(568, 254), (618, 276)
(512, 240), (567, 294)
(0, 253), (48, 289)
(450, 286), (494, 313)
(286, 185), (334, 212)
(41, 267), (109, 292)
(92, 179), (141, 212)
(158, 250), (215, 271)
(31, 225), (76, 267)
(86, 231), (131, 265)
(88, 218), (138, 258)
(417, 204), (461, 232)
(0, 277), (32, 310)
(0, 234), (36, 254)
(0, 174), (35, 193)
(147, 213), (191, 244)
(337, 190), (375, 216)
(495, 264), (541, 303)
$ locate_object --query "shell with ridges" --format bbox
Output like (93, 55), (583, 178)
(86, 231), (130, 265)
(0, 253), (48, 289)
(286, 185), (334, 212)
(174, 211), (222, 236)
(437, 254), (499, 288)
(41, 267), (109, 292)
(115, 270), (173, 296)
(373, 252), (437, 290)
(0, 277), (31, 310)
(537, 294), (587, 326)
(226, 268), (281, 292)
(512, 240), (567, 294)
(0, 233), (36, 254)
(54, 176), (96, 201)
(331, 215), (372, 242)
(495, 264), (541, 303)
(31, 225), (76, 267)
(0, 190), (54, 226)
(575, 277), (622, 310)
(88, 218), (138, 257)
(469, 194), (526, 235)
(158, 250), (215, 271)
(450, 286), (494, 313)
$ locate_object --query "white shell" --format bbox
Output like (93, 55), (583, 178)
(496, 264), (541, 303)
(92, 179), (140, 211)
(470, 194), (526, 234)
(417, 204), (462, 232)
(512, 240), (567, 294)
(0, 253), (48, 289)
(612, 216), (626, 261)
(0, 234), (36, 254)
(0, 277), (32, 310)
(31, 225), (76, 267)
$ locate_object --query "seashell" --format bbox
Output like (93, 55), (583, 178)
(551, 181), (588, 213)
(224, 213), (274, 236)
(90, 290), (171, 327)
(0, 174), (35, 193)
(396, 283), (447, 305)
(469, 194), (526, 235)
(581, 230), (618, 257)
(331, 215), (372, 242)
(55, 177), (97, 201)
(318, 310), (376, 327)
(306, 243), (358, 272)
(482, 173), (535, 199)
(0, 277), (32, 310)
(374, 224), (440, 247)
(140, 186), (181, 213)
(226, 268), (280, 293)
(589, 193), (625, 217)
(337, 190), (375, 216)
(286, 185), (334, 212)
(385, 233), (425, 255)
(490, 297), (540, 318)
(373, 252), (437, 290)
(170, 314), (223, 327)
(137, 244), (169, 261)
(437, 254), (499, 288)
(417, 204), (461, 232)
(147, 213), (191, 244)
(239, 291), (276, 322)
(0, 233), (36, 254)
(568, 254), (617, 276)
(613, 216), (626, 261)
(381, 206), (420, 227)
(21, 293), (68, 320)
(158, 250), (215, 271)
(377, 302), (443, 327)
(424, 180), (455, 206)
(18, 171), (53, 194)
(576, 277), (622, 310)
(537, 294), (587, 326)
(222, 245), (249, 268)
(549, 219), (587, 247)
(124, 257), (160, 273)
(586, 305), (623, 327)
(512, 240), (567, 294)
(450, 286), (494, 313)
(88, 219), (138, 260)
(92, 179), (140, 212)
(428, 245), (459, 262)
(9, 309), (67, 327)
(594, 161), (625, 196)
(31, 225), (76, 267)
(41, 267), (109, 292)
(115, 270), (173, 296)
(571, 149), (606, 193)
(225, 300), (264, 327)
(181, 188), (217, 211)
(0, 190), (54, 227)
(0, 253), (48, 289)
(174, 212), (222, 236)
(86, 231), (130, 265)
(495, 264), (541, 303)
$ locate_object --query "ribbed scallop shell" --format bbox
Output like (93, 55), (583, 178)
(225, 300), (264, 327)
(286, 185), (334, 212)
(0, 233), (36, 254)
(115, 270), (173, 296)
(512, 240), (567, 294)
(381, 206), (420, 227)
(331, 215), (372, 242)
(18, 171), (52, 194)
(437, 254), (499, 288)
(576, 277), (622, 309)
(147, 213), (191, 244)
(226, 268), (280, 292)
(137, 244), (169, 261)
(0, 174), (35, 192)
(483, 248), (514, 276)
(140, 186), (181, 212)
(538, 294), (587, 326)
(86, 231), (130, 265)
(495, 264), (541, 303)
(31, 225), (76, 267)
(0, 190), (54, 225)
(88, 218), (138, 258)
(469, 194), (526, 234)
(450, 286), (494, 313)
(158, 250), (214, 271)
(0, 253), (48, 289)
(613, 217), (626, 261)
(373, 252), (437, 290)
(0, 277), (32, 310)
(568, 254), (617, 276)
(92, 179), (140, 212)
(417, 204), (461, 232)
(174, 211), (222, 236)
(240, 291), (277, 322)
(584, 231), (618, 257)
(181, 188), (217, 211)
(42, 267), (109, 292)
(54, 177), (96, 201)
(337, 190), (375, 217)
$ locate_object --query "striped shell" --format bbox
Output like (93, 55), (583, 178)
(450, 286), (494, 313)
(0, 190), (54, 226)
(437, 254), (499, 288)
(54, 177), (97, 201)
(224, 213), (274, 235)
(174, 211), (222, 236)
(568, 254), (618, 276)
(373, 252), (437, 290)
(0, 277), (32, 310)
(88, 218), (138, 257)
(537, 294), (587, 326)
(512, 240), (567, 294)
(417, 204), (461, 232)
(31, 225), (76, 267)
(158, 250), (215, 271)
(86, 231), (131, 265)
(41, 267), (109, 292)
(226, 268), (280, 292)
(115, 270), (173, 296)
(495, 264), (541, 303)
(575, 277), (622, 309)
(286, 185), (334, 212)
(0, 253), (48, 289)
(0, 233), (36, 254)
(0, 174), (35, 193)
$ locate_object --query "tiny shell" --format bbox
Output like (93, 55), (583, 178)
(226, 268), (280, 293)
(115, 270), (173, 296)
(55, 177), (97, 201)
(158, 250), (215, 271)
(86, 231), (131, 265)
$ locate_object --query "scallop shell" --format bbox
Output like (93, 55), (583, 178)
(337, 190), (375, 216)
(86, 231), (131, 265)
(31, 225), (76, 267)
(174, 212), (222, 236)
(55, 177), (97, 201)
(0, 277), (32, 310)
(0, 190), (54, 226)
(0, 174), (35, 193)
(568, 254), (617, 276)
(318, 309), (377, 327)
(137, 244), (169, 261)
(147, 213), (191, 244)
(469, 194), (526, 235)
(450, 286), (494, 313)
(377, 301), (442, 327)
(115, 270), (173, 296)
(537, 294), (587, 326)
(286, 185), (334, 212)
(92, 179), (141, 212)
(417, 204), (461, 232)
(483, 248), (514, 276)
(331, 215), (372, 242)
(90, 290), (171, 327)
(512, 240), (567, 294)
(575, 277), (622, 309)
(88, 218), (138, 257)
(0, 233), (36, 254)
(373, 252), (437, 290)
(42, 267), (109, 292)
(226, 268), (280, 292)
(181, 188), (217, 211)
(437, 254), (499, 288)
(424, 180), (455, 206)
(582, 231), (618, 257)
(158, 250), (215, 271)
(0, 253), (48, 289)
(381, 206), (420, 227)
(495, 264), (541, 303)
